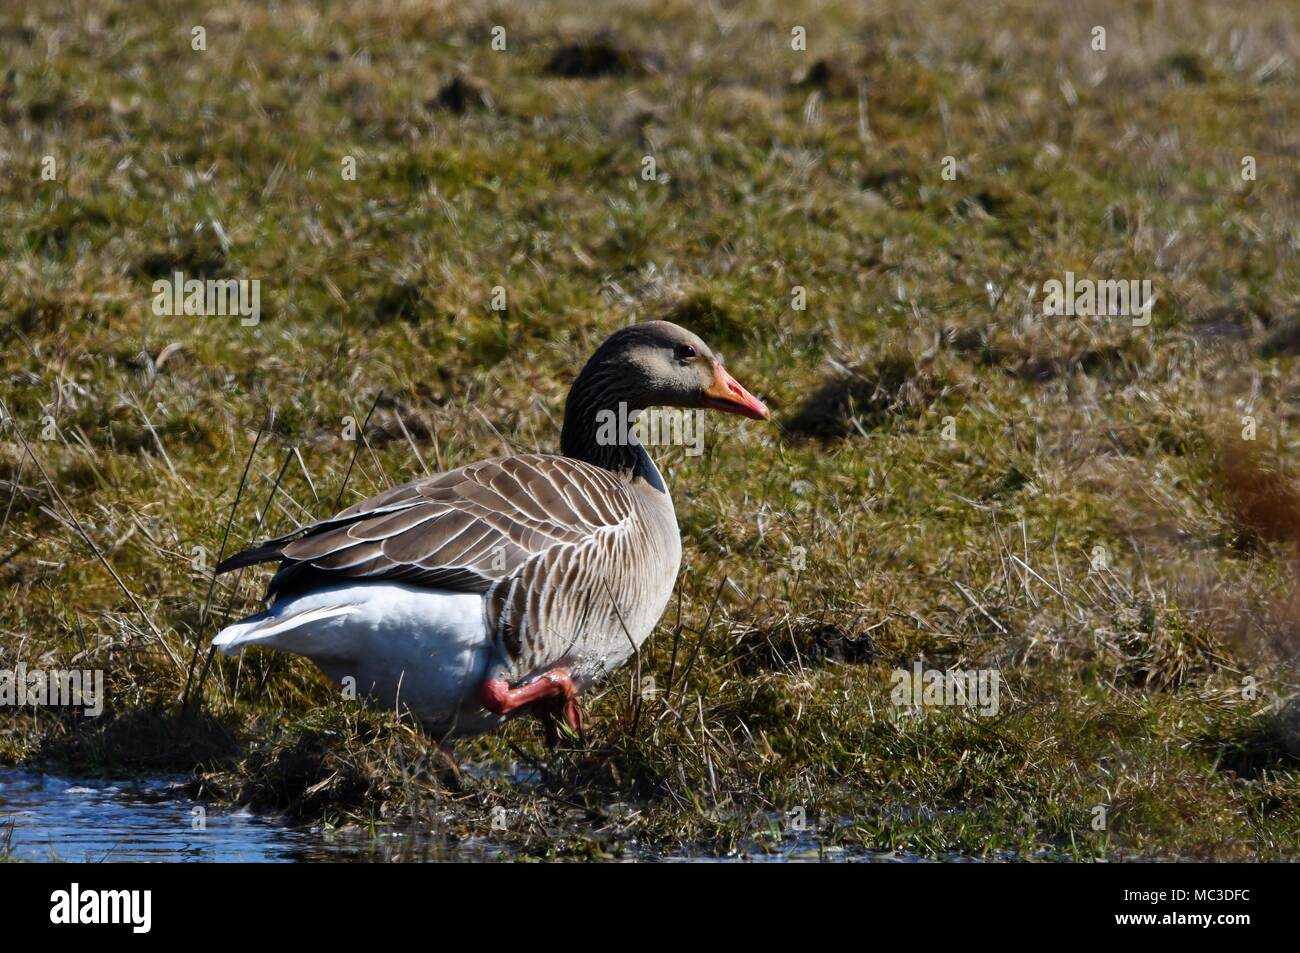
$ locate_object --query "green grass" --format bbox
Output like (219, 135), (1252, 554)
(1, 0), (1298, 859)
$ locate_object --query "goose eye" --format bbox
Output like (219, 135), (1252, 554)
(675, 343), (697, 363)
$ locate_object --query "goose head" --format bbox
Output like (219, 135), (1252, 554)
(561, 320), (769, 470)
(578, 320), (769, 417)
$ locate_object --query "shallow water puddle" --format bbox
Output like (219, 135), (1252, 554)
(0, 766), (927, 862)
(0, 768), (320, 862)
(0, 767), (517, 862)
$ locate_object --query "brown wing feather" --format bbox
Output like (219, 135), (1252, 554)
(217, 454), (635, 601)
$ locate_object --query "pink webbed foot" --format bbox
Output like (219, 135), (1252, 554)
(480, 667), (583, 748)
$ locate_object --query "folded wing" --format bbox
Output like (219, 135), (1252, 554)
(217, 454), (636, 602)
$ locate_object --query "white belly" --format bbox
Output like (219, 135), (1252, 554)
(213, 583), (508, 738)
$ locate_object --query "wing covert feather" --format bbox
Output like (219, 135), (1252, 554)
(223, 454), (636, 600)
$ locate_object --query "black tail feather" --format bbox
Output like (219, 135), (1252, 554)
(215, 518), (327, 574)
(215, 542), (289, 574)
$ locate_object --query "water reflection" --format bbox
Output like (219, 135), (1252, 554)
(0, 768), (520, 862)
(0, 767), (919, 862)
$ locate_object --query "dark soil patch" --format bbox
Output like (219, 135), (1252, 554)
(1200, 704), (1300, 780)
(544, 35), (659, 78)
(430, 74), (494, 114)
(791, 57), (859, 97)
(1259, 313), (1300, 357)
(733, 620), (882, 675)
(1211, 441), (1300, 549)
(784, 351), (941, 439)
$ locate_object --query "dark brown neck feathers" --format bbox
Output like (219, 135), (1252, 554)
(561, 359), (646, 475)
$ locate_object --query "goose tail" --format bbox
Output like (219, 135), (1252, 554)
(212, 603), (359, 655)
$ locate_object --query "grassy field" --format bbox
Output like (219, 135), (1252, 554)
(1, 0), (1298, 860)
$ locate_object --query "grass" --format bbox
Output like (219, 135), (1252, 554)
(1, 0), (1298, 860)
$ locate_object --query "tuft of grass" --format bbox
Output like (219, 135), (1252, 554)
(189, 707), (457, 824)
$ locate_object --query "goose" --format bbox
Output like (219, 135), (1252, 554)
(212, 321), (769, 743)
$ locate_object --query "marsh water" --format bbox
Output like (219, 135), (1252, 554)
(0, 767), (918, 862)
(0, 768), (358, 862)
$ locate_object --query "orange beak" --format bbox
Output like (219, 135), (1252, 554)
(702, 364), (770, 420)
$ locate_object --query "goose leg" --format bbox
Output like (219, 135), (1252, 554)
(541, 708), (560, 748)
(563, 696), (583, 737)
(537, 694), (583, 748)
(480, 668), (579, 717)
